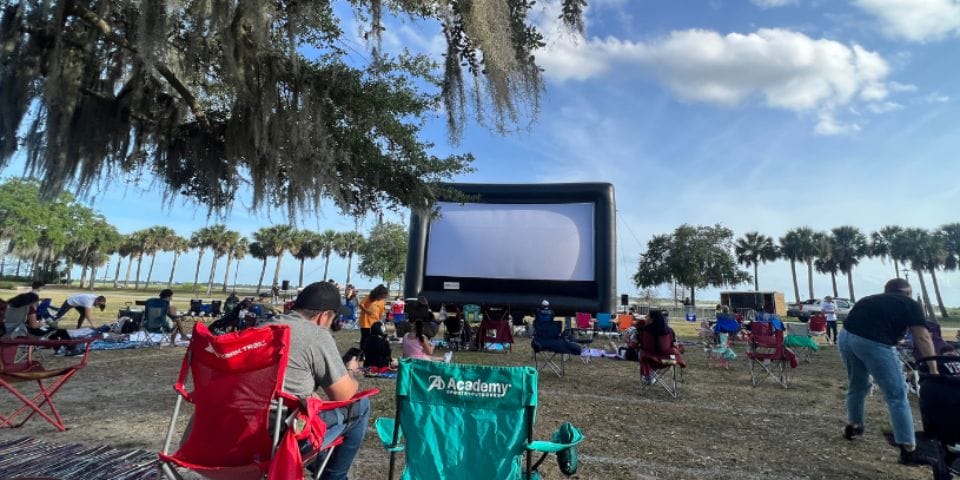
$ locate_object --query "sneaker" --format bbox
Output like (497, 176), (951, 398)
(898, 446), (926, 466)
(843, 424), (864, 440)
(444, 351), (453, 364)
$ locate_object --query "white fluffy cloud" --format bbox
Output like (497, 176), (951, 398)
(853, 0), (960, 42)
(751, 0), (798, 8)
(538, 27), (897, 134)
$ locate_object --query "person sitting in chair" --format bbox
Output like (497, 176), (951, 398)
(267, 281), (369, 479)
(54, 293), (106, 329)
(156, 289), (192, 346)
(361, 321), (396, 370)
(402, 320), (450, 362)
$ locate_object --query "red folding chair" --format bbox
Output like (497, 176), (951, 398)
(746, 322), (796, 388)
(475, 306), (514, 353)
(638, 330), (686, 398)
(0, 336), (99, 432)
(158, 322), (377, 480)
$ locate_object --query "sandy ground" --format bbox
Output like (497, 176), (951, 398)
(0, 287), (939, 479)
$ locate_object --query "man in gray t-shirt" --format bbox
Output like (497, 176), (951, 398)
(268, 281), (367, 480)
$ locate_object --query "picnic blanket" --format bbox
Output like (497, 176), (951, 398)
(0, 437), (160, 479)
(65, 328), (189, 351)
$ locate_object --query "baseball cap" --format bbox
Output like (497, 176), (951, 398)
(541, 300), (549, 307)
(293, 282), (351, 316)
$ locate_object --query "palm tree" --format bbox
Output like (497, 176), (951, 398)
(869, 226), (903, 278)
(926, 231), (949, 319)
(248, 240), (269, 293)
(144, 226), (176, 289)
(290, 230), (323, 288)
(941, 223), (960, 271)
(216, 231), (242, 294)
(166, 235), (190, 288)
(335, 231), (365, 286)
(190, 228), (214, 290)
(735, 232), (778, 291)
(230, 238), (249, 291)
(113, 234), (137, 288)
(814, 240), (840, 298)
(264, 225), (297, 289)
(830, 226), (868, 302)
(202, 225), (234, 296)
(779, 228), (818, 303)
(124, 230), (147, 289)
(318, 230), (339, 283)
(892, 228), (937, 321)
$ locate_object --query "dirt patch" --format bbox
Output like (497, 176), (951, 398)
(1, 324), (932, 480)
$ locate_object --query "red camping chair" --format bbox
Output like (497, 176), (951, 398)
(158, 323), (378, 480)
(808, 314), (827, 338)
(0, 336), (99, 432)
(747, 322), (796, 388)
(638, 329), (686, 398)
(475, 306), (514, 353)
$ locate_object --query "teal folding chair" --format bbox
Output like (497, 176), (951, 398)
(142, 298), (173, 346)
(376, 359), (584, 480)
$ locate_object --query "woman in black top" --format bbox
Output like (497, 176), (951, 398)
(361, 321), (395, 369)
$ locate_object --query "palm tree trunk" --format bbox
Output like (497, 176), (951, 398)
(134, 253), (144, 290)
(789, 259), (800, 303)
(894, 259), (900, 278)
(299, 258), (306, 287)
(89, 265), (97, 290)
(257, 259), (267, 293)
(753, 263), (759, 291)
(206, 256), (219, 297)
(345, 253), (354, 285)
(233, 260), (241, 291)
(830, 272), (838, 298)
(145, 253), (157, 289)
(168, 252), (180, 288)
(123, 254), (135, 288)
(806, 260), (815, 300)
(323, 255), (332, 283)
(929, 268), (949, 318)
(272, 255), (283, 288)
(15, 258), (21, 277)
(113, 255), (123, 288)
(846, 269), (856, 302)
(193, 251), (205, 287)
(689, 285), (696, 305)
(79, 265), (88, 289)
(915, 270), (936, 321)
(222, 253), (234, 293)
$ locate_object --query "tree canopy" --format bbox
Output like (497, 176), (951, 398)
(357, 221), (406, 291)
(0, 0), (586, 218)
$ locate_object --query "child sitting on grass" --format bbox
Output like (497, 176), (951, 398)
(402, 320), (451, 363)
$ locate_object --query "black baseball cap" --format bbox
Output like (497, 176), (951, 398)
(293, 282), (351, 316)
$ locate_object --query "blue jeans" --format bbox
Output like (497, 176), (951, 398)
(311, 396), (371, 480)
(838, 329), (915, 446)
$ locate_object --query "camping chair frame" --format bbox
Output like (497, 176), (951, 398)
(705, 333), (732, 369)
(142, 298), (175, 347)
(747, 324), (790, 388)
(532, 320), (571, 378)
(0, 336), (99, 432)
(784, 322), (819, 363)
(638, 331), (684, 398)
(638, 358), (682, 398)
(896, 346), (920, 396)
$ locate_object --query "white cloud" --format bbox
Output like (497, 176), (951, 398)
(866, 101), (903, 113)
(538, 26), (897, 135)
(924, 92), (951, 103)
(853, 0), (960, 42)
(751, 0), (799, 8)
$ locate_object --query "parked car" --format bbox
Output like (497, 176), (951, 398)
(786, 298), (854, 321)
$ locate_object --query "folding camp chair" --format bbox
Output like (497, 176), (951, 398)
(747, 322), (794, 388)
(376, 359), (584, 480)
(476, 306), (514, 353)
(784, 322), (820, 362)
(917, 355), (960, 480)
(807, 314), (827, 339)
(565, 313), (595, 363)
(159, 323), (378, 480)
(531, 320), (581, 378)
(0, 335), (99, 432)
(461, 304), (481, 324)
(443, 314), (465, 351)
(616, 314), (634, 332)
(705, 332), (735, 369)
(2, 304), (30, 339)
(36, 298), (57, 322)
(638, 329), (685, 398)
(142, 298), (174, 347)
(594, 313), (616, 335)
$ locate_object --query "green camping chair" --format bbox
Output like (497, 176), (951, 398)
(376, 358), (584, 480)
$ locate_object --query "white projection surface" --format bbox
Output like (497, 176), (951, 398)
(425, 202), (595, 281)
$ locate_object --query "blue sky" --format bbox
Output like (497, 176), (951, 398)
(7, 0), (960, 305)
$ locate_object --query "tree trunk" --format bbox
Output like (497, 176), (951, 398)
(323, 255), (331, 283)
(345, 253), (354, 285)
(894, 259), (900, 279)
(168, 252), (180, 288)
(206, 256), (219, 297)
(89, 265), (97, 290)
(929, 268), (949, 318)
(233, 259), (241, 291)
(222, 252), (234, 293)
(806, 259), (815, 300)
(134, 253), (144, 290)
(113, 255), (123, 288)
(257, 259), (267, 293)
(915, 270), (936, 321)
(689, 285), (696, 306)
(0, 254), (5, 277)
(753, 263), (759, 291)
(830, 272), (838, 298)
(79, 264), (88, 289)
(299, 258), (306, 287)
(145, 253), (158, 289)
(31, 251), (41, 279)
(272, 254), (283, 288)
(193, 250), (205, 287)
(123, 254), (135, 288)
(15, 258), (21, 277)
(789, 259), (800, 303)
(846, 268), (856, 302)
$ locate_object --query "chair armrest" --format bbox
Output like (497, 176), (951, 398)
(527, 422), (584, 452)
(375, 417), (404, 452)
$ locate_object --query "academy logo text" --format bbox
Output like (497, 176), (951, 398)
(427, 375), (511, 398)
